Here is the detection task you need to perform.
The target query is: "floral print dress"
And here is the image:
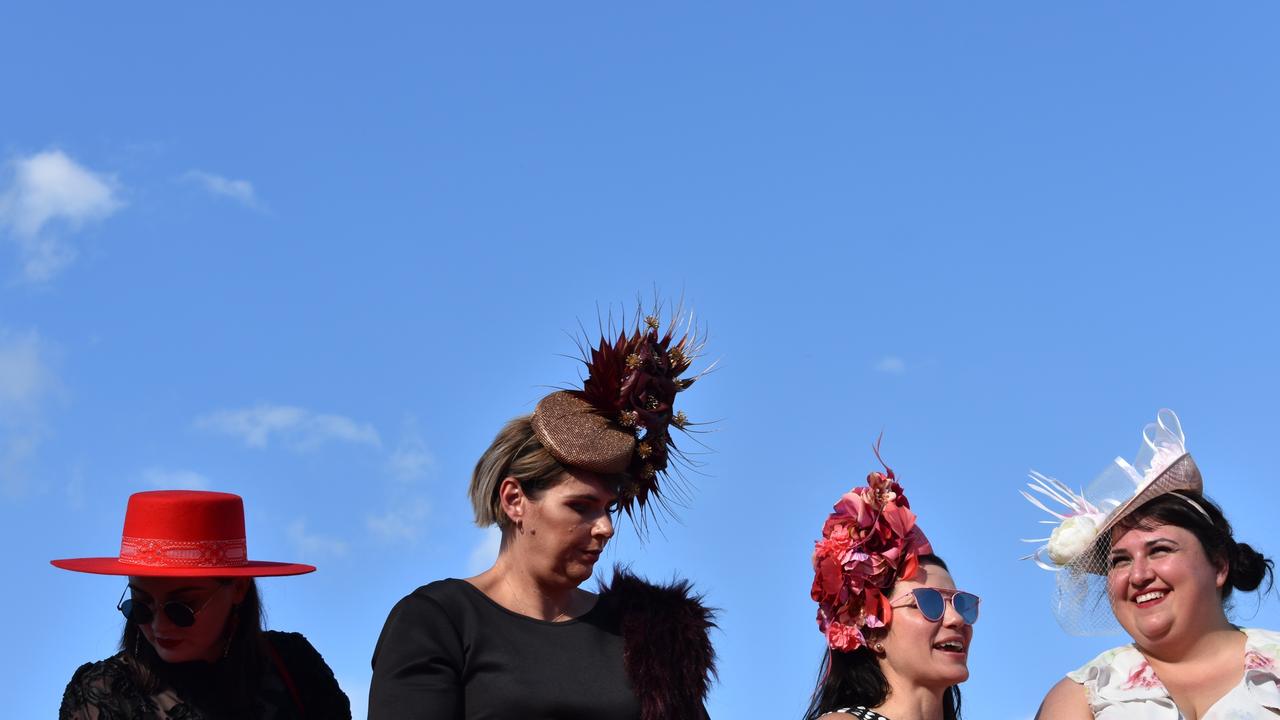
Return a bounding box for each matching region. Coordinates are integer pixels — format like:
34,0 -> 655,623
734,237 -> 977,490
1067,627 -> 1280,719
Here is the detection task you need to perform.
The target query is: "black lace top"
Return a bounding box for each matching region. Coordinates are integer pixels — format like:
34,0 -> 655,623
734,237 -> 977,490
59,631 -> 351,720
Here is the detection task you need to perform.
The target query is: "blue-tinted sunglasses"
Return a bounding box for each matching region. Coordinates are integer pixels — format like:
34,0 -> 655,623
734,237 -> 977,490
890,587 -> 981,624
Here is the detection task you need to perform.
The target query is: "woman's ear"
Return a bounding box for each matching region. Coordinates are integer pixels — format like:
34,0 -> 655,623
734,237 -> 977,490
498,476 -> 526,527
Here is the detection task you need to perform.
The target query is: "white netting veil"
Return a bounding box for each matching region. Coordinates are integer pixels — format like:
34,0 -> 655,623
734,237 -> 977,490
1021,409 -> 1203,636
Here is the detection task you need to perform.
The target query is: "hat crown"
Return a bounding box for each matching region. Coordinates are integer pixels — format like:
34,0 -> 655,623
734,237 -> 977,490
122,491 -> 247,542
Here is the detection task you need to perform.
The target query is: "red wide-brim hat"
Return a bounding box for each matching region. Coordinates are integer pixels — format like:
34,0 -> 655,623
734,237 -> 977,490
51,490 -> 315,577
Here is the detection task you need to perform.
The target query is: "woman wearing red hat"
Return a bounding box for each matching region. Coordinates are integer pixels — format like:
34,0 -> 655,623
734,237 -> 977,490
368,309 -> 717,720
54,490 -> 351,719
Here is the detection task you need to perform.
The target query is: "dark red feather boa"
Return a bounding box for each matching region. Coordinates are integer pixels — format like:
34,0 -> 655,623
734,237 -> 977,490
599,566 -> 718,720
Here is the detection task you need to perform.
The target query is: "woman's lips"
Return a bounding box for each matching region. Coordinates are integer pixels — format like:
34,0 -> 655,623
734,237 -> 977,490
154,637 -> 184,650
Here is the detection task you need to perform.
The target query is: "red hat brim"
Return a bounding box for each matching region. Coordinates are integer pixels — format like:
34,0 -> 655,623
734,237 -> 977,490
50,558 -> 315,577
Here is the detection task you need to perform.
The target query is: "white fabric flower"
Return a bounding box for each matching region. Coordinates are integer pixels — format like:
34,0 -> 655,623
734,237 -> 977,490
1048,513 -> 1106,565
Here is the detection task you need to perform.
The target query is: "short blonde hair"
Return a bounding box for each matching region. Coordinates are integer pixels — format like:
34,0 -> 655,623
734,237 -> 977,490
469,415 -> 568,528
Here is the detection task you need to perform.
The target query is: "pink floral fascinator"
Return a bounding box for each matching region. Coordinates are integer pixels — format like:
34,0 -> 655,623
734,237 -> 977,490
811,440 -> 933,652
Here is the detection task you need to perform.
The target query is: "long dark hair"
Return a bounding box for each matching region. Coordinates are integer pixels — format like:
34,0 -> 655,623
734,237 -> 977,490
120,578 -> 269,712
804,555 -> 963,720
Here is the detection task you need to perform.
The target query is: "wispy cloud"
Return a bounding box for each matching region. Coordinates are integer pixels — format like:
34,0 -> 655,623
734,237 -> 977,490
182,170 -> 260,209
874,355 -> 907,375
467,527 -> 501,573
195,403 -> 381,451
0,328 -> 60,497
140,466 -> 210,490
386,421 -> 433,482
0,150 -> 122,281
366,497 -> 429,543
287,518 -> 350,559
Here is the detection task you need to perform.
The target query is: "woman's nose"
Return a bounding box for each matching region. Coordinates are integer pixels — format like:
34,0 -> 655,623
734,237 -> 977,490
1129,555 -> 1156,585
594,512 -> 615,540
942,599 -> 966,628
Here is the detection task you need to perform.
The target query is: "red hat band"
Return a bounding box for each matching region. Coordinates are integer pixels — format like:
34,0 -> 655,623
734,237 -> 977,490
117,491 -> 249,570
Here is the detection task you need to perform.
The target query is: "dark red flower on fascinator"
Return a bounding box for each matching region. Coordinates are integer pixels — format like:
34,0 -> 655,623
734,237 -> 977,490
531,307 -> 707,520
811,443 -> 933,652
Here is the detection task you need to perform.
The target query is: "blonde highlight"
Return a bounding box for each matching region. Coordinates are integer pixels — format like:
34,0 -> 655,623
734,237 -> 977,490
469,415 -> 568,528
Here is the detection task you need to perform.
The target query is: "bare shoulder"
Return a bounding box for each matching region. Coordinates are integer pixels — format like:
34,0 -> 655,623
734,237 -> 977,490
1036,676 -> 1092,720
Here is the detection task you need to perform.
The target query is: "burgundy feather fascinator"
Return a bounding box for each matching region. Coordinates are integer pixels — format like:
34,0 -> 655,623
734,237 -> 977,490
532,306 -> 708,520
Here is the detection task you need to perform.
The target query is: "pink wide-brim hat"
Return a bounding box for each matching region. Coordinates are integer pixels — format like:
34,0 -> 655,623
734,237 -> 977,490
51,490 -> 315,577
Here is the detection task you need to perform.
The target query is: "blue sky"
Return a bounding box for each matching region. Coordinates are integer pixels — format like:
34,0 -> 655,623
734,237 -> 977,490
4,3 -> 1280,718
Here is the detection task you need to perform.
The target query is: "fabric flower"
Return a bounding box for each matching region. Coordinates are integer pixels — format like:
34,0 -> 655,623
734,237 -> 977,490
811,467 -> 933,651
1047,512 -> 1106,565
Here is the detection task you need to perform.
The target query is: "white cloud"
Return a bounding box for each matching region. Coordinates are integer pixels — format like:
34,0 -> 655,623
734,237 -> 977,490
0,328 -> 59,497
386,422 -> 433,482
182,170 -> 259,209
195,404 -> 381,451
0,150 -> 122,281
366,497 -> 429,543
467,527 -> 502,574
287,518 -> 349,559
0,329 -> 58,412
140,467 -> 210,490
874,355 -> 907,375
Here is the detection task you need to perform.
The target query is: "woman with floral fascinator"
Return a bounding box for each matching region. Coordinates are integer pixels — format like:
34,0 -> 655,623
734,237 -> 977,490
805,443 -> 979,720
1024,409 -> 1278,719
53,490 -> 351,719
369,307 -> 716,720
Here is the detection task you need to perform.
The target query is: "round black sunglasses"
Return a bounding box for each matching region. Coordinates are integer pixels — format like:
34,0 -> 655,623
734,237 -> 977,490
117,586 -> 217,628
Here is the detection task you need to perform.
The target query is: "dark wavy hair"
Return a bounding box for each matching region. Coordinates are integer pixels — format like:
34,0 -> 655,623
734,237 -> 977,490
804,555 -> 963,720
1116,491 -> 1274,602
119,578 -> 269,713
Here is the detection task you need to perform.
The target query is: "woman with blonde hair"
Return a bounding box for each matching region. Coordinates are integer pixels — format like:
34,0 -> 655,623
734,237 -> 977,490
369,309 -> 717,720
1025,410 -> 1278,719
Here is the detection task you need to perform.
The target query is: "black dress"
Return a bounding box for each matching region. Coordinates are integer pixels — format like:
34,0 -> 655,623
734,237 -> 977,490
369,579 -> 642,720
59,631 -> 351,720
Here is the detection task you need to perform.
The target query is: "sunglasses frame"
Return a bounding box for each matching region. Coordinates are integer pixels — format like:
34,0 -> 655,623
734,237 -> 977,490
116,586 -> 218,628
889,587 -> 981,624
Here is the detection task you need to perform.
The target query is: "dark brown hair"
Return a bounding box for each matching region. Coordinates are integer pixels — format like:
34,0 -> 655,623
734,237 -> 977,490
804,555 -> 963,720
1116,491 -> 1274,600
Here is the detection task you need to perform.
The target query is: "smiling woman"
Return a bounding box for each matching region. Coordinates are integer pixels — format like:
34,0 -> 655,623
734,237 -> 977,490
52,490 -> 350,720
368,307 -> 718,720
805,444 -> 976,720
1025,410 -> 1280,720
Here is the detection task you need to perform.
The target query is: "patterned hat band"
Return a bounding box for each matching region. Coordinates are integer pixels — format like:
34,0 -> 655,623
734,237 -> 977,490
119,535 -> 249,568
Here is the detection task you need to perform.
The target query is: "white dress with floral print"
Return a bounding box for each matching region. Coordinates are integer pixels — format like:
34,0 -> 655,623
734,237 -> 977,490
1067,627 -> 1280,719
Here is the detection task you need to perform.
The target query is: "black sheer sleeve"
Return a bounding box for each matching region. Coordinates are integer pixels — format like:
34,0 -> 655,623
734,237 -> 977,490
59,656 -> 146,720
368,588 -> 465,720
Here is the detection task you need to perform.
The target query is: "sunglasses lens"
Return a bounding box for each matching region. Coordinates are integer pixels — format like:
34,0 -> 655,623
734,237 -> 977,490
164,603 -> 197,628
913,589 -> 946,621
953,592 -> 980,624
119,599 -> 153,625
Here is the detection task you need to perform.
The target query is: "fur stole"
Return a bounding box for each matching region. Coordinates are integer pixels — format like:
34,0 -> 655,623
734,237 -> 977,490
598,566 -> 718,720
